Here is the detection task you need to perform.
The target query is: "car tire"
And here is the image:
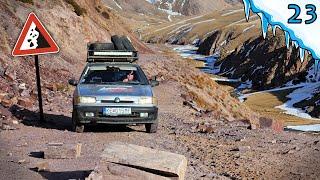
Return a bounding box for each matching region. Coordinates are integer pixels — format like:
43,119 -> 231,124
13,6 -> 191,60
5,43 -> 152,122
74,125 -> 85,133
89,43 -> 114,51
111,35 -> 125,50
121,36 -> 135,51
145,123 -> 158,133
72,111 -> 84,133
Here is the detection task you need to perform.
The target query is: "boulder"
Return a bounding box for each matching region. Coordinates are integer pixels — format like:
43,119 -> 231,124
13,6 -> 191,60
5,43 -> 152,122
18,83 -> 27,90
0,93 -> 8,103
98,142 -> 188,180
5,69 -> 16,81
45,83 -> 57,92
44,143 -> 82,159
195,124 -> 215,133
17,98 -> 33,108
87,162 -> 171,180
1,98 -> 13,108
258,117 -> 284,132
34,161 -> 49,172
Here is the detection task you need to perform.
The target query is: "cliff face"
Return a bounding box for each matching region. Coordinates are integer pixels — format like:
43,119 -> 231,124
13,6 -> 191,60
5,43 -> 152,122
196,26 -> 314,90
217,33 -> 313,90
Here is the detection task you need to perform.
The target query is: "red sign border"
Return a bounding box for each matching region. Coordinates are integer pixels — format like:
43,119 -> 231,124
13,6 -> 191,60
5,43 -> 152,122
12,12 -> 59,57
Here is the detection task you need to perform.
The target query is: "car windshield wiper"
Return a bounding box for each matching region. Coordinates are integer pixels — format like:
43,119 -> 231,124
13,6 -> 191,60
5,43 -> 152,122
126,81 -> 141,85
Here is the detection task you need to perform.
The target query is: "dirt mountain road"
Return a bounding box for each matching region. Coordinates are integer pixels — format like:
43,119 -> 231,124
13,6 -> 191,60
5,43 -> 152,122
1,46 -> 320,180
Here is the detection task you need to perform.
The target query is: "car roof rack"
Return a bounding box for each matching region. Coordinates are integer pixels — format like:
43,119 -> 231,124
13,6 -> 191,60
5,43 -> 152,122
87,43 -> 138,63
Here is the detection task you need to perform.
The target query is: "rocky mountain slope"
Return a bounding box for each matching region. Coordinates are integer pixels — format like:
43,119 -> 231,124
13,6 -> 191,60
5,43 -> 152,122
143,7 -> 254,44
142,5 -> 319,120
212,30 -> 314,89
145,0 -> 241,16
0,0 -> 262,129
143,5 -> 314,89
0,0 -> 151,114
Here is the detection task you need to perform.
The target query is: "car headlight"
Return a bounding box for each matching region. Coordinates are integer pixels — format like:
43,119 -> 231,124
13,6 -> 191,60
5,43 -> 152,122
75,97 -> 96,104
138,97 -> 157,105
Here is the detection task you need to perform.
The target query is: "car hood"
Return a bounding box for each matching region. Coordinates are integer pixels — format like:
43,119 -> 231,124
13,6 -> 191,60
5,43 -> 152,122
77,84 -> 153,97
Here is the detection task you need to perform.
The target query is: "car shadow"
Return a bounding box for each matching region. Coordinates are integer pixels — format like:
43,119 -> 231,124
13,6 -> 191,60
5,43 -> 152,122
9,105 -> 141,133
10,105 -> 73,131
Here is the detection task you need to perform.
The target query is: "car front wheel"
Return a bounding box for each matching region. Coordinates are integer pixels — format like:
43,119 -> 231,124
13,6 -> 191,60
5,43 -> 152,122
72,111 -> 84,133
145,123 -> 158,133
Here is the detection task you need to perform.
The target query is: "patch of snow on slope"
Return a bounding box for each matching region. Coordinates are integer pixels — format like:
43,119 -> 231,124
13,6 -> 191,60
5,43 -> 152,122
145,0 -> 160,4
243,24 -> 256,33
286,124 -> 320,132
276,82 -> 320,120
221,9 -> 243,17
193,19 -> 216,26
113,0 -> 122,9
158,8 -> 182,16
169,23 -> 191,34
238,80 -> 253,90
172,45 -> 220,74
154,15 -> 203,33
238,84 -> 306,103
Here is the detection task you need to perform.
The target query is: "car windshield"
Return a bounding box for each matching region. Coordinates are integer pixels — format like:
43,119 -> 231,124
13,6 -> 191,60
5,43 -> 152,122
80,65 -> 147,85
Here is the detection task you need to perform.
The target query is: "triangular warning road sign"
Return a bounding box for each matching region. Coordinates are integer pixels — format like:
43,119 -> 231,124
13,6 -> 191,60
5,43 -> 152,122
12,12 -> 59,57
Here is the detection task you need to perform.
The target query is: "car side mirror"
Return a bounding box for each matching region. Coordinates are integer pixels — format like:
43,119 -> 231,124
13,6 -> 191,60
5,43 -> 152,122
150,80 -> 159,87
68,79 -> 78,86
150,76 -> 159,87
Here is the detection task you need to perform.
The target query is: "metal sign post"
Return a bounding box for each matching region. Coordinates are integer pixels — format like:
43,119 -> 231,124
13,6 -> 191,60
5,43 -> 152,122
34,55 -> 44,122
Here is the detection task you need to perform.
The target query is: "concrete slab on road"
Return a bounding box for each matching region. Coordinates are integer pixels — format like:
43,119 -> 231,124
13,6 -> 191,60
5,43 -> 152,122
90,142 -> 188,180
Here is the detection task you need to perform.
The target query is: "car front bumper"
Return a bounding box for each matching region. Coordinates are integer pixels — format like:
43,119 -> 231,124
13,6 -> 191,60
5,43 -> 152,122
73,105 -> 158,124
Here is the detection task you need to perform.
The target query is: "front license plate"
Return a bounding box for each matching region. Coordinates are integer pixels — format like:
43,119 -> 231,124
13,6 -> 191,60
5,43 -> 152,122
103,108 -> 132,116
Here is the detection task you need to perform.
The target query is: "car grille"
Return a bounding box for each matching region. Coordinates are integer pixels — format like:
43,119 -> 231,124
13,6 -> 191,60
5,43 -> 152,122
98,112 -> 140,118
100,100 -> 134,104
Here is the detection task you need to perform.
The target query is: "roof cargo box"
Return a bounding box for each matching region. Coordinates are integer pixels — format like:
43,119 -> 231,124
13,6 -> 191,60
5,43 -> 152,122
87,42 -> 138,63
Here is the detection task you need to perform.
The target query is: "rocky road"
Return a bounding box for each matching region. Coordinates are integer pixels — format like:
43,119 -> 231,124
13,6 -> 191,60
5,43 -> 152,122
0,46 -> 320,180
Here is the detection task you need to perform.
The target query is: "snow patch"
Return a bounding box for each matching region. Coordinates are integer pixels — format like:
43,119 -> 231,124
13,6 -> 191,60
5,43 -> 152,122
113,0 -> 122,10
286,124 -> 320,132
238,84 -> 306,103
242,24 -> 256,33
221,9 -> 243,17
193,19 -> 215,26
172,45 -> 220,74
276,82 -> 320,120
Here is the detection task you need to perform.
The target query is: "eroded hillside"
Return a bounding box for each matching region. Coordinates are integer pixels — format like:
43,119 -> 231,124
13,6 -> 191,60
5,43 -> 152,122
0,0 -> 262,126
0,0 -> 151,94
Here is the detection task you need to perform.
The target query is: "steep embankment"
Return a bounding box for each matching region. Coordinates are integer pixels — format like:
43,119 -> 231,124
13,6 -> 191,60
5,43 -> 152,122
0,0 -> 262,128
0,0 -> 151,110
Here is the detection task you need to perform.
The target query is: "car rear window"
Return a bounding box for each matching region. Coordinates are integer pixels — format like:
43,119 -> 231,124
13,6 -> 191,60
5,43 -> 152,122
80,65 -> 148,85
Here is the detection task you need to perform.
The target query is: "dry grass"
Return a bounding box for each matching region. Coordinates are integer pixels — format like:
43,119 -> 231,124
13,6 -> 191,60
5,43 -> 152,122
244,90 -> 319,126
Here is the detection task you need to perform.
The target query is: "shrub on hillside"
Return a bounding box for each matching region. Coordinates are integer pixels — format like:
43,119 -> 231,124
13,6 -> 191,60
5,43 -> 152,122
65,0 -> 86,16
101,11 -> 110,19
17,0 -> 33,5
